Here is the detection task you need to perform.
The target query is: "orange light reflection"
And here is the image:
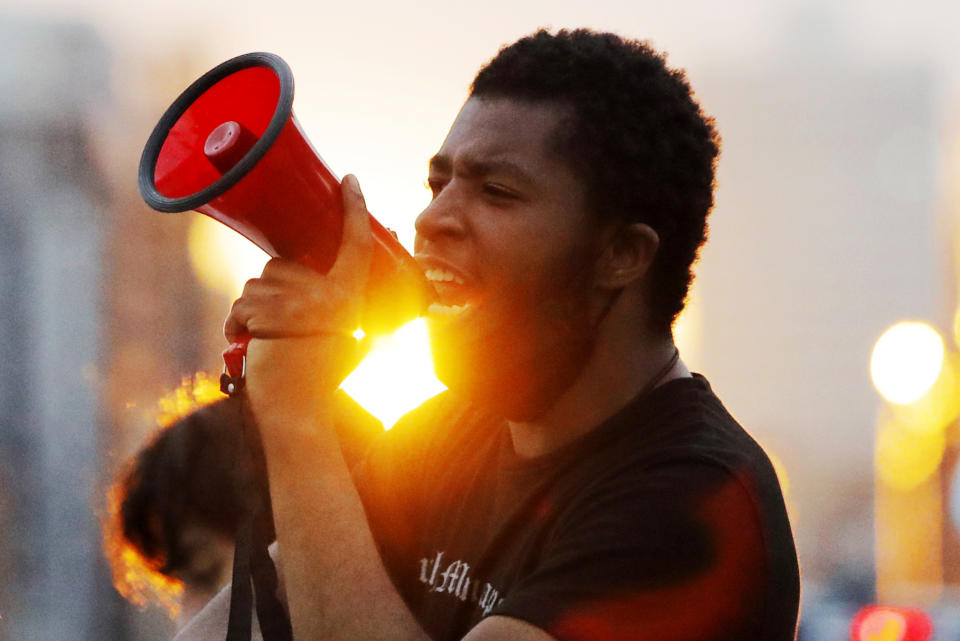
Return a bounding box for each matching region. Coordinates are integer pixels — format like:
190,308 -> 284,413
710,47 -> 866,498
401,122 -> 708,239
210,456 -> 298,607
103,372 -> 222,618
102,483 -> 185,619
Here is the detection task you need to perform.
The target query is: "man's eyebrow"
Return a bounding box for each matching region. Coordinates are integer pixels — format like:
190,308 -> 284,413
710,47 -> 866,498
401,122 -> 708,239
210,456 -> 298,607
428,153 -> 533,184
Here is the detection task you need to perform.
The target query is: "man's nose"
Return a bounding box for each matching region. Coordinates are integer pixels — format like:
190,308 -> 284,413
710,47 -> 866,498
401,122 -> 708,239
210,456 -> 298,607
414,187 -> 467,242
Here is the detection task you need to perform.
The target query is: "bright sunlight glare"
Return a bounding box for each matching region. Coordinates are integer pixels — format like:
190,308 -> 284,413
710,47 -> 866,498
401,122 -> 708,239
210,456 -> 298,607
870,321 -> 945,405
341,318 -> 446,429
187,214 -> 442,428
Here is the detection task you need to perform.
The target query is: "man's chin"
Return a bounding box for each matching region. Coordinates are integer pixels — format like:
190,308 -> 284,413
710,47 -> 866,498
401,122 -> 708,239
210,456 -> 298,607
430,333 -> 587,423
434,360 -> 548,421
430,328 -> 512,408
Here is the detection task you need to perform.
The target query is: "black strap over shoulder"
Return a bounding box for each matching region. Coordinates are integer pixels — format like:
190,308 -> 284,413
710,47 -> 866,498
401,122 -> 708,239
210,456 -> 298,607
225,521 -> 253,641
225,395 -> 293,641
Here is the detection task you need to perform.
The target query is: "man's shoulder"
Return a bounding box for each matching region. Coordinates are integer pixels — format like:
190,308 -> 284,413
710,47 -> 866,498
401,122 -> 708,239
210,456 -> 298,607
389,390 -> 471,441
394,390 -> 464,429
634,374 -> 771,466
580,374 -> 787,520
371,391 -> 500,461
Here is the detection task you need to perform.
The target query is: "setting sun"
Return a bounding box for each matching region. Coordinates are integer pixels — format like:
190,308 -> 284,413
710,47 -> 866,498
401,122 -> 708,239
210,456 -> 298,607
340,318 -> 446,429
185,215 -> 441,428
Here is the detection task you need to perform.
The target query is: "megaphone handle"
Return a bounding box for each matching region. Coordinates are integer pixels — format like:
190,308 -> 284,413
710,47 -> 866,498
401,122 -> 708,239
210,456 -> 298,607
221,334 -> 251,395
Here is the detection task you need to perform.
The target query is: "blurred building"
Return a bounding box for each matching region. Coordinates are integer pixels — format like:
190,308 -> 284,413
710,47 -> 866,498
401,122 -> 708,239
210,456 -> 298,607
0,14 -> 219,641
689,10 -> 949,632
0,15 -> 116,641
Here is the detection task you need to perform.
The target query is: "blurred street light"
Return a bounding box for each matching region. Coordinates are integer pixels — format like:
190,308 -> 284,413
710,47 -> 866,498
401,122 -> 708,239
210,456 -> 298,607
871,321 -> 945,405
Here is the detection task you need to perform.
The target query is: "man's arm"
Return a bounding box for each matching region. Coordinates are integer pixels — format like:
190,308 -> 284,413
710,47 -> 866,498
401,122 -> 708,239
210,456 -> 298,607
170,584 -> 554,641
224,176 -> 559,641
464,617 -> 556,641
223,175 -> 422,641
248,338 -> 429,641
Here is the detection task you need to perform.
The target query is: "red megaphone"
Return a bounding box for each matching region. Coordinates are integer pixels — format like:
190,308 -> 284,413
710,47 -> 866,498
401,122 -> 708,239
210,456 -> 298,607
138,52 -> 434,395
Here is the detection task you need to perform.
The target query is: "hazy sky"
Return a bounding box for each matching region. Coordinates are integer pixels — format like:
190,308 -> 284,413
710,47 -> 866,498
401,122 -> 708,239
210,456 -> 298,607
4,0 -> 959,247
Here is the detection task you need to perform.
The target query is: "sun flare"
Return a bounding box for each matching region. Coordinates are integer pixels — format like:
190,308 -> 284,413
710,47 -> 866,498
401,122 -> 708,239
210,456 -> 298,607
341,318 -> 446,429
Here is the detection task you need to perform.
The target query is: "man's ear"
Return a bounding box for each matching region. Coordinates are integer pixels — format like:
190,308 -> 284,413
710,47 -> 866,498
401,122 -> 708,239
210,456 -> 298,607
594,223 -> 660,290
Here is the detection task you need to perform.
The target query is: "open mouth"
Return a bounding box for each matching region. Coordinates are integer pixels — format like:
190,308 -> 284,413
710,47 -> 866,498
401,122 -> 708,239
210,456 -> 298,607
422,267 -> 476,320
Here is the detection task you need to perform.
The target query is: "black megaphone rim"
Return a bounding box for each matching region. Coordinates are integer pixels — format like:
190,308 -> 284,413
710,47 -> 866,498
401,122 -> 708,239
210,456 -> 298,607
138,51 -> 295,213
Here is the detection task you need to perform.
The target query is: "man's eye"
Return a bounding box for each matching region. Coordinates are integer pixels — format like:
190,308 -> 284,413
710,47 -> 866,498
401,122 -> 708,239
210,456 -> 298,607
483,184 -> 517,200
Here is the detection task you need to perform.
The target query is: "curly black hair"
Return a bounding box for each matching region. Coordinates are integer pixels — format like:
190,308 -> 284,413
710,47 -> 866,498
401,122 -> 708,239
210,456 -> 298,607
118,396 -> 263,584
471,29 -> 720,334
114,391 -> 382,589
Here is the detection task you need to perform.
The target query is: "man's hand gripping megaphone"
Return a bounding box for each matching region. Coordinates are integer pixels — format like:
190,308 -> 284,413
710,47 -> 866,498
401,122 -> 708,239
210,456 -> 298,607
223,174 -> 373,421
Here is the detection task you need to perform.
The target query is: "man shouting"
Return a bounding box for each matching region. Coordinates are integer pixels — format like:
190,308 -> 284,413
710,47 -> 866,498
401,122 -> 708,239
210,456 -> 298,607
178,28 -> 800,641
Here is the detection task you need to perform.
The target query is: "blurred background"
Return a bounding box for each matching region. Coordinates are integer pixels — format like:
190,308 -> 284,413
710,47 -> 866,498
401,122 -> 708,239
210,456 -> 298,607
1,0 -> 959,639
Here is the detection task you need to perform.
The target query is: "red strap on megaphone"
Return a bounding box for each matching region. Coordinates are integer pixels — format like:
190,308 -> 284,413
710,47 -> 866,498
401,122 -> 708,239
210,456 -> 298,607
221,335 -> 250,395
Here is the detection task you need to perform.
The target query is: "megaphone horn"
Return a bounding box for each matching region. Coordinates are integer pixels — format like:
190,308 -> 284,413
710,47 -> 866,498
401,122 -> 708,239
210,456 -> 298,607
138,52 -> 433,394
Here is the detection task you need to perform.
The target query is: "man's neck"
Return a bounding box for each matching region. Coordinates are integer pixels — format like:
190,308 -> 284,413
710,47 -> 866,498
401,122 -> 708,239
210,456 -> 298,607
506,312 -> 690,459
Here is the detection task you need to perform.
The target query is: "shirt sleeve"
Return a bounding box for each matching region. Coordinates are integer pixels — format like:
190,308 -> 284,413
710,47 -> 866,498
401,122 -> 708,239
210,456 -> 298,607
491,461 -> 771,641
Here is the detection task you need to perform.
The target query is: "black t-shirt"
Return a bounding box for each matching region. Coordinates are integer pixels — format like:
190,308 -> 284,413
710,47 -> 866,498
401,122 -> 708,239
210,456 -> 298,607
356,375 -> 800,641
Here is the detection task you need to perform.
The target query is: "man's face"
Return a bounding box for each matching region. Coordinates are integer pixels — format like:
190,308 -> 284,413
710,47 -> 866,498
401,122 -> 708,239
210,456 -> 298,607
414,97 -> 609,419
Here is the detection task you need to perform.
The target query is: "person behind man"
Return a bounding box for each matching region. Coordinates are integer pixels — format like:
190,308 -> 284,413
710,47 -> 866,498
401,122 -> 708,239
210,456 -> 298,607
105,396 -> 255,626
106,392 -> 381,628
177,28 -> 800,641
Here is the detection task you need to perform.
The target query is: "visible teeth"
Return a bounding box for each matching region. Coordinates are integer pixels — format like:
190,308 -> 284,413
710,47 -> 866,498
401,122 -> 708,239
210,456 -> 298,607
424,269 -> 464,285
427,302 -> 472,318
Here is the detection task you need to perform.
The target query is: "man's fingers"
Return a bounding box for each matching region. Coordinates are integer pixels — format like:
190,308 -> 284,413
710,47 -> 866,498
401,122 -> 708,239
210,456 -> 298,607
225,276 -> 283,340
224,176 -> 372,343
259,256 -> 317,285
329,174 -> 373,283
224,296 -> 250,342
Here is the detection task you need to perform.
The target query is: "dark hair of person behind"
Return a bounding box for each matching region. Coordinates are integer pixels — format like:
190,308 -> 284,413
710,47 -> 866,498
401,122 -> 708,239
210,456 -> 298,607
118,396 -> 270,584
105,386 -> 382,616
471,29 -> 721,334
